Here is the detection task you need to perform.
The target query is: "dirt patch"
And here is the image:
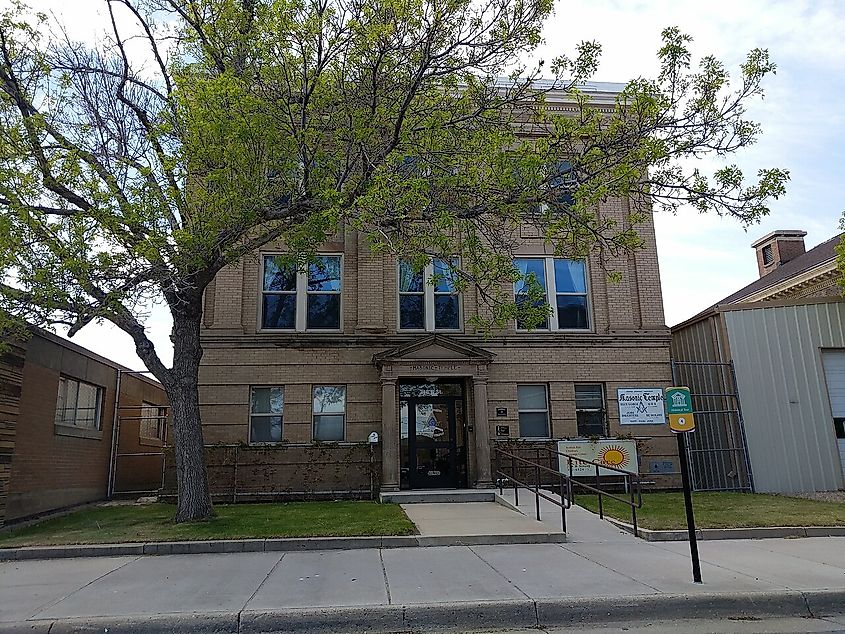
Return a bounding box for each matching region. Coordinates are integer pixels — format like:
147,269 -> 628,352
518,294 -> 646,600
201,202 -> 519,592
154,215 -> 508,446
778,491 -> 845,503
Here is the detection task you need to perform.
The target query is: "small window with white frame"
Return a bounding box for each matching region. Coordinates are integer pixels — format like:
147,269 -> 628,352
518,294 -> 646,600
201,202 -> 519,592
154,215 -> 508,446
398,258 -> 461,331
517,384 -> 550,437
261,254 -> 342,331
313,385 -> 346,441
55,377 -> 102,431
514,257 -> 589,331
250,386 -> 284,443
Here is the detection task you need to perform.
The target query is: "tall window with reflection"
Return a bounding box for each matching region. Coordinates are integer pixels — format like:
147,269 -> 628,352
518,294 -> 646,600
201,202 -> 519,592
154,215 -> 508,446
261,255 -> 342,331
306,257 -> 341,329
262,257 -> 297,329
550,159 -> 576,207
513,258 -> 549,330
398,258 -> 460,331
313,385 -> 346,441
513,257 -> 589,331
250,386 -> 283,444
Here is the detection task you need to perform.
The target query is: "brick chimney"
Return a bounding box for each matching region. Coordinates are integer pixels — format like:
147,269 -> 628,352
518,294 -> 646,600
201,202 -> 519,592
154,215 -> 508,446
751,230 -> 807,278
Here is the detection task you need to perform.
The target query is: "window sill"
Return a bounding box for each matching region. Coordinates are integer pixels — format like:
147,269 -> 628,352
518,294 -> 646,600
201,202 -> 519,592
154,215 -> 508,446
514,329 -> 593,334
397,329 -> 465,334
257,329 -> 344,334
54,425 -> 103,440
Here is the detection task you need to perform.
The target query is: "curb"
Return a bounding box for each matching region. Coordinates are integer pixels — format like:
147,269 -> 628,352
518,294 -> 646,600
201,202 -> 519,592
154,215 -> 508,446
4,590 -> 845,633
604,516 -> 845,541
0,531 -> 565,561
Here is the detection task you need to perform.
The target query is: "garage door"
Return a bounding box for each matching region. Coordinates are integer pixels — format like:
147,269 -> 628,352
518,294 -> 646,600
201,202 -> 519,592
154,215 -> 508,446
821,351 -> 845,479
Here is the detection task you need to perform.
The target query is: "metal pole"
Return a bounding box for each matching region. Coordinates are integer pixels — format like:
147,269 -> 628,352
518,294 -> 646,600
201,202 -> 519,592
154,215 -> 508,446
535,463 -> 541,521
512,453 -> 518,506
596,463 -> 603,519
677,432 -> 702,583
629,476 -> 638,538
559,474 -> 566,532
233,445 -> 239,504
729,361 -> 755,492
107,369 -> 123,498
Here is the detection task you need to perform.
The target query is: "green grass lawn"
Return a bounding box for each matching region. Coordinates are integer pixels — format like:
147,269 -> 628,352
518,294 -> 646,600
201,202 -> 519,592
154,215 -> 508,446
0,501 -> 417,547
576,492 -> 845,530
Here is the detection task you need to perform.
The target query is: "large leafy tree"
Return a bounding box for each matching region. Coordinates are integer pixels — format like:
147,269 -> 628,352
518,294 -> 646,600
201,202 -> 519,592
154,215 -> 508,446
0,0 -> 787,521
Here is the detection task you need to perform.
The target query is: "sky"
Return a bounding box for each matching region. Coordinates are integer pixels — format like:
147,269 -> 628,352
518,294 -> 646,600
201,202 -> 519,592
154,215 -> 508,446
15,0 -> 845,371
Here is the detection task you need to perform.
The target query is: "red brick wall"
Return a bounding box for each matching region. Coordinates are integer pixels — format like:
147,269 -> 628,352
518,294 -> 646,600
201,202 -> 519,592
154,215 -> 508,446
5,333 -> 168,521
0,343 -> 25,527
7,340 -> 116,520
113,375 -> 169,494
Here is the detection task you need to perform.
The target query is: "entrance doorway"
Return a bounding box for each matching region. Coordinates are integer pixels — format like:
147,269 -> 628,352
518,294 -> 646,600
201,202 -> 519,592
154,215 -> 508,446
399,380 -> 467,489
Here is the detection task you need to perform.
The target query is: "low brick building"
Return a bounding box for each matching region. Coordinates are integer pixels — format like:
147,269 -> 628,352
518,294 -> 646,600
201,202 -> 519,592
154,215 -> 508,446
0,328 -> 168,525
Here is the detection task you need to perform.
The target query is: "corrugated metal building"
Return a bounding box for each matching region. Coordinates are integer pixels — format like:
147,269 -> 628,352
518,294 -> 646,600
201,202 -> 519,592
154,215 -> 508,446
674,299 -> 845,492
671,230 -> 845,493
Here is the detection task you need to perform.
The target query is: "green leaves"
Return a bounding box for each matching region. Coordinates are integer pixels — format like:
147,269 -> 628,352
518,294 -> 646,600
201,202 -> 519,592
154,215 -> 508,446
0,1 -> 789,346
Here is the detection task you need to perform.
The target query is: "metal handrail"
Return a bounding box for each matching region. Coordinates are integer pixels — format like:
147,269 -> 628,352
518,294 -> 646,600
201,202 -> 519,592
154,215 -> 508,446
494,444 -> 644,537
494,447 -> 572,532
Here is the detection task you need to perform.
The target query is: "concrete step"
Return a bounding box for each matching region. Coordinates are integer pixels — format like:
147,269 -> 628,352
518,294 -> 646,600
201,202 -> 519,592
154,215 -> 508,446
379,489 -> 496,504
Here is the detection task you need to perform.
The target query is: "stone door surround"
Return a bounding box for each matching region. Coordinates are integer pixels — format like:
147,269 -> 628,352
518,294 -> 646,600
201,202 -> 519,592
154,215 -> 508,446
373,335 -> 495,491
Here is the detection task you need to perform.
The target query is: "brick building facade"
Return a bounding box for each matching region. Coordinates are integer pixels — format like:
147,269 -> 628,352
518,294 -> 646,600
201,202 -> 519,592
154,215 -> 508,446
197,197 -> 676,499
0,329 -> 168,525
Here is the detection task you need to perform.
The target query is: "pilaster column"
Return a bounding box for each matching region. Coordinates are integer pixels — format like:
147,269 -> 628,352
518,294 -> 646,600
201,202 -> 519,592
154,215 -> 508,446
472,377 -> 493,488
380,378 -> 399,491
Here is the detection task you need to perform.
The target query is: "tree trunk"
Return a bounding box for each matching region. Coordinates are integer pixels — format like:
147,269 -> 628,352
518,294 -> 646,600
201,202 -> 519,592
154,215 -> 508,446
167,309 -> 214,522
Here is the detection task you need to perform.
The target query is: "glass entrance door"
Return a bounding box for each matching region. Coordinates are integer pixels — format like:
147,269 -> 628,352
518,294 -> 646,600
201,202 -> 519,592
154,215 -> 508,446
399,381 -> 466,489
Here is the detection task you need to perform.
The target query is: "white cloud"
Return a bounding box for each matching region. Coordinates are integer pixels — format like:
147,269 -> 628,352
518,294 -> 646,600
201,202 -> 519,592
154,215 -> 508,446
539,0 -> 845,325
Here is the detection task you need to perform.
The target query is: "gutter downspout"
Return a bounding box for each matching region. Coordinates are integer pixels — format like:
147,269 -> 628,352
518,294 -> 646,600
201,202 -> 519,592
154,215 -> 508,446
107,369 -> 123,498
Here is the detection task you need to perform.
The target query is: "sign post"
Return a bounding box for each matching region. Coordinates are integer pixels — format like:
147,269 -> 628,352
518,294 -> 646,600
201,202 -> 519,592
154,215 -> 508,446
665,386 -> 702,584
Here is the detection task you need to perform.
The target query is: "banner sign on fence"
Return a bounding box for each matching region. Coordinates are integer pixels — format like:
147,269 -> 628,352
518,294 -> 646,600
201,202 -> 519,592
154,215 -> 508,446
617,388 -> 666,425
557,439 -> 639,476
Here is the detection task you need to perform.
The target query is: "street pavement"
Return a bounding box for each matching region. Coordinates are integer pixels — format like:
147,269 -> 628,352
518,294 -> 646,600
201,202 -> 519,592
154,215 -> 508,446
1,534 -> 844,632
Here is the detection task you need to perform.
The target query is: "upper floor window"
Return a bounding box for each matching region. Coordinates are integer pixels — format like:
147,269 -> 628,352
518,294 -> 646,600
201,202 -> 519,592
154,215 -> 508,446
761,244 -> 774,265
550,160 -> 576,207
55,377 -> 102,430
398,258 -> 461,331
513,257 -> 589,331
262,255 -> 342,331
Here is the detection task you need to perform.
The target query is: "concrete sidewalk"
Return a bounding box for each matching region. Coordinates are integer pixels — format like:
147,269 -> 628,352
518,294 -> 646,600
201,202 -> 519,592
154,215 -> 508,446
2,536 -> 844,632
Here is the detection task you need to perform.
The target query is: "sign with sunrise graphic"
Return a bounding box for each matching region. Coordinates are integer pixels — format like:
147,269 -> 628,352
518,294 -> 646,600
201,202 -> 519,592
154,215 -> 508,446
557,439 -> 639,476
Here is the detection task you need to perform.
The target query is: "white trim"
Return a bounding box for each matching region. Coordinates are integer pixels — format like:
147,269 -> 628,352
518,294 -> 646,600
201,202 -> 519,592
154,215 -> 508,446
737,258 -> 837,304
517,383 -> 551,438
312,384 -> 347,442
258,253 -> 344,333
514,256 -> 592,333
397,258 -> 463,333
